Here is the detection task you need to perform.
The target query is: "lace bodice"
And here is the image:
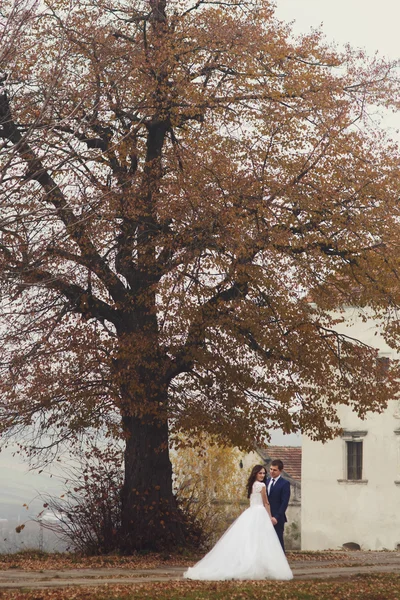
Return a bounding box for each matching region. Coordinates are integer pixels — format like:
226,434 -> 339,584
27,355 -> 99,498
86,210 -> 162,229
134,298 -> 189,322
250,481 -> 265,507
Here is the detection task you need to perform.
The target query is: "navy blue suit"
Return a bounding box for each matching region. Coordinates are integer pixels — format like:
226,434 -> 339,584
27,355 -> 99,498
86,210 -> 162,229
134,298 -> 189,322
265,476 -> 290,552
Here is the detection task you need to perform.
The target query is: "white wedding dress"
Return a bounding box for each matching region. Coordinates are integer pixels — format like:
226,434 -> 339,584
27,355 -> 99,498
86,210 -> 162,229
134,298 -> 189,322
184,481 -> 293,581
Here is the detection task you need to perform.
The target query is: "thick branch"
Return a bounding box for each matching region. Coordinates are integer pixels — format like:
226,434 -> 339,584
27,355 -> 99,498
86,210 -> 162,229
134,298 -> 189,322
0,91 -> 127,304
16,266 -> 119,325
166,279 -> 249,381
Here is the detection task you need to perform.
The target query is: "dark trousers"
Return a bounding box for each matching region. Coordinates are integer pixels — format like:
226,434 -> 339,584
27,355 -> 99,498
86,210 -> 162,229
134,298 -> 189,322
274,523 -> 285,553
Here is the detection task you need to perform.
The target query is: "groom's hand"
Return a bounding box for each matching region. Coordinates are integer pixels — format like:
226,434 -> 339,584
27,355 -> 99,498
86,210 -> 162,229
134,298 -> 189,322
271,517 -> 278,525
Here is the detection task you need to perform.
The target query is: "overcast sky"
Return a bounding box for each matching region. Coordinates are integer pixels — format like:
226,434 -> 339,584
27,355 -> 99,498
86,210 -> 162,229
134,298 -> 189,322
2,0 -> 399,503
275,0 -> 400,60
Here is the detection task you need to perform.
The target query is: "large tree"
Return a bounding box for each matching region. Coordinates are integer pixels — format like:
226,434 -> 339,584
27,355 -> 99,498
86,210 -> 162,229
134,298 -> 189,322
1,0 -> 400,550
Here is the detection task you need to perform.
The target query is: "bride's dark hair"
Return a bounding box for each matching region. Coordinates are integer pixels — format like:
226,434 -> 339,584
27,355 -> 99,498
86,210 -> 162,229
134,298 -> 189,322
246,464 -> 266,498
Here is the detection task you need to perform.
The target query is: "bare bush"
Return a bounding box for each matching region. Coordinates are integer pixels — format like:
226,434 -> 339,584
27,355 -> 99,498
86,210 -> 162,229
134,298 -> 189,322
40,446 -> 123,555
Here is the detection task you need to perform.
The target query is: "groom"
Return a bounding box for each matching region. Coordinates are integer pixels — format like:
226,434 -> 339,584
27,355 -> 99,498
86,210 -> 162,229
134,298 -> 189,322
265,459 -> 290,552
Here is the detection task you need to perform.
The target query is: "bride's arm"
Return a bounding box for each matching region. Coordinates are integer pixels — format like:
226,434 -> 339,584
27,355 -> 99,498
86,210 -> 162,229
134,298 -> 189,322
261,484 -> 272,518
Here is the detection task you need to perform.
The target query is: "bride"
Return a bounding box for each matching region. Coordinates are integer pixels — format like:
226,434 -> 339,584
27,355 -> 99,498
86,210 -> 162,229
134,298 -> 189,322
184,464 -> 293,581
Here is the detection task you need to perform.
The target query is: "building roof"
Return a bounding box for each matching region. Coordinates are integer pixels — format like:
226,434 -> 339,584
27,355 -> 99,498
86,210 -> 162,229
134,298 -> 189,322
256,445 -> 302,481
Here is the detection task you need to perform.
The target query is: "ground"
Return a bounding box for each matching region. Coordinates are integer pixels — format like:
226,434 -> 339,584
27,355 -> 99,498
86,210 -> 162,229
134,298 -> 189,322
0,551 -> 399,599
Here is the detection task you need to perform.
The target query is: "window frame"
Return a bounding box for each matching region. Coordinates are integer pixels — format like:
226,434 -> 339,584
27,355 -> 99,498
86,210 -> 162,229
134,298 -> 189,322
337,430 -> 368,485
346,440 -> 363,481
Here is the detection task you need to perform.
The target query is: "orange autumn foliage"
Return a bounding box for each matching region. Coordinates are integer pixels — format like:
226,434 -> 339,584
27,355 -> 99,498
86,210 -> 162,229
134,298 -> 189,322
172,435 -> 246,546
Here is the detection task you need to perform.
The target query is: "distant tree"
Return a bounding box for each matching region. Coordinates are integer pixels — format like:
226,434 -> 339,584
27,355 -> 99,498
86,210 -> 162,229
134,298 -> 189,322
172,436 -> 246,547
1,0 -> 400,551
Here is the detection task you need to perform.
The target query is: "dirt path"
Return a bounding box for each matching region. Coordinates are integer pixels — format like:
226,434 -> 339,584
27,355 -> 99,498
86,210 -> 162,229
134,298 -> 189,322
0,552 -> 399,589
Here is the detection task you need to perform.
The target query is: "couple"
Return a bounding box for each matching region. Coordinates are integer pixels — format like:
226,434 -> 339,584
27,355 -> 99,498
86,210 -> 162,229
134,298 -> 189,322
184,460 -> 293,581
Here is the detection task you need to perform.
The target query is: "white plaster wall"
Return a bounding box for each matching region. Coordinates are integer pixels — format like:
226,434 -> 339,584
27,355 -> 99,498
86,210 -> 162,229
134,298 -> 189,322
302,308 -> 400,550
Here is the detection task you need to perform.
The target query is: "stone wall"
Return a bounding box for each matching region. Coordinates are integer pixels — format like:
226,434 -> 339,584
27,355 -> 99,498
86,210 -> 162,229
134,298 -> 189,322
284,477 -> 301,550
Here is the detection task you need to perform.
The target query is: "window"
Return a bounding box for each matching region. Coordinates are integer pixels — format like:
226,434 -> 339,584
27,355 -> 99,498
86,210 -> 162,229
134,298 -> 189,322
339,431 -> 367,484
346,441 -> 363,480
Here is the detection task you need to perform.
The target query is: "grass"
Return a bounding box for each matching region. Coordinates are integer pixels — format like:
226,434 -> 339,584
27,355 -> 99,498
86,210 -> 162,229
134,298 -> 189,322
0,548 -> 357,571
0,550 -> 399,599
1,574 -> 400,600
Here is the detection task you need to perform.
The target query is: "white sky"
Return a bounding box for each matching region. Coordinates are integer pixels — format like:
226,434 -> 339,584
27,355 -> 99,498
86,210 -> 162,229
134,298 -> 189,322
275,0 -> 400,61
1,0 -> 398,497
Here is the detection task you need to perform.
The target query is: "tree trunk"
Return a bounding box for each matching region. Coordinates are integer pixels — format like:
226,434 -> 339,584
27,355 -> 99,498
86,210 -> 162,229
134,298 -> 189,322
120,407 -> 184,552
116,319 -> 184,551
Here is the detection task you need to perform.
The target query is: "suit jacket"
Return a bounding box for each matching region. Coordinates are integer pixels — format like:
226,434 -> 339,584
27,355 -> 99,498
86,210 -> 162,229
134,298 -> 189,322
265,476 -> 290,526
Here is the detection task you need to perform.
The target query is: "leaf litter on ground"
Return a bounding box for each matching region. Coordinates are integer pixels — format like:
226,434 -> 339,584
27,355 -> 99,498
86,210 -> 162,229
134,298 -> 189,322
0,550 -> 362,571
0,574 -> 400,600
